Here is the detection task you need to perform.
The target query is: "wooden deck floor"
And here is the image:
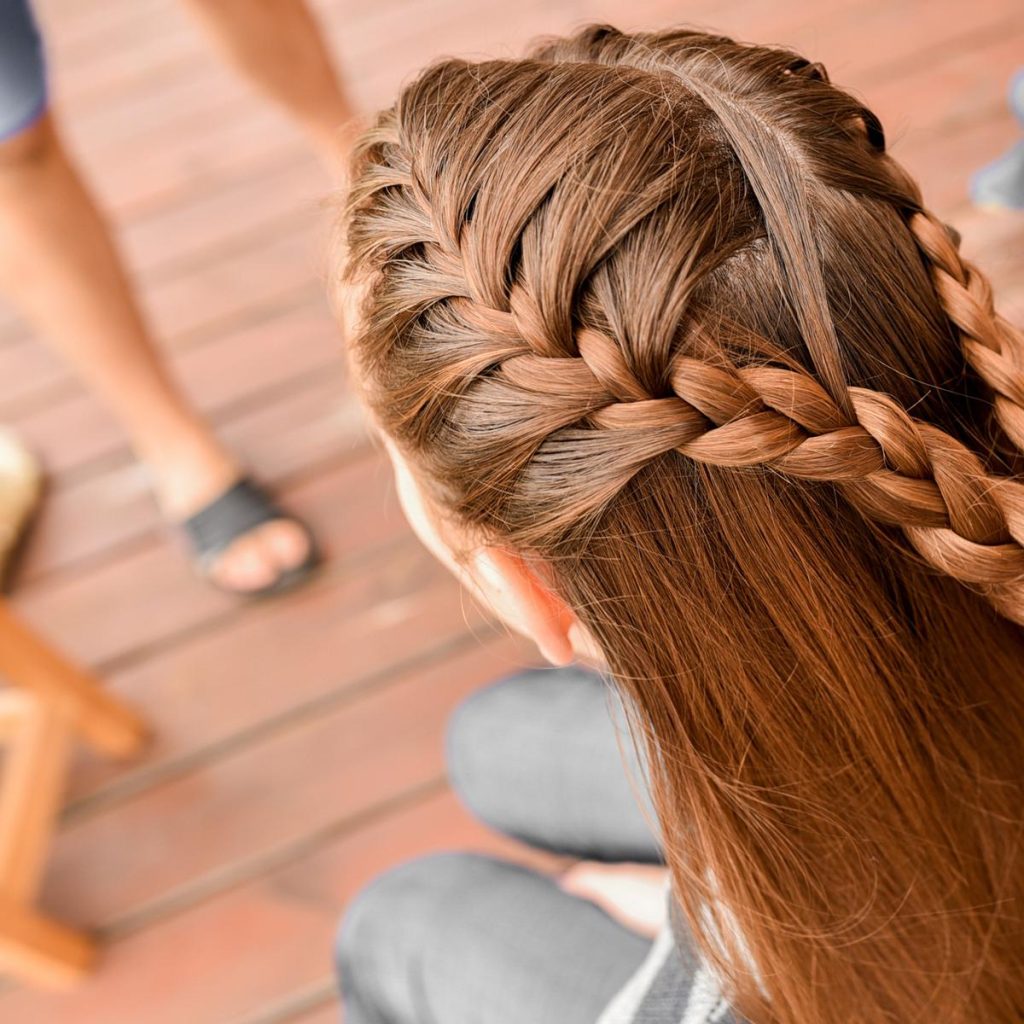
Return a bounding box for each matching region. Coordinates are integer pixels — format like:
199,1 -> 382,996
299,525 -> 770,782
1,0 -> 1022,1020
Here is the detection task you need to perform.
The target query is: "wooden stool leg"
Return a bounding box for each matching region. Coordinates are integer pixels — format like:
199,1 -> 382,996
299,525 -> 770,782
0,894 -> 96,988
0,604 -> 152,988
0,599 -> 148,759
0,694 -> 95,988
0,693 -> 73,902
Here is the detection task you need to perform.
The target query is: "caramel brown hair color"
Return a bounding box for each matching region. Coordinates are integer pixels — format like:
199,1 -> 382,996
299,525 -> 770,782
338,26 -> 1024,1023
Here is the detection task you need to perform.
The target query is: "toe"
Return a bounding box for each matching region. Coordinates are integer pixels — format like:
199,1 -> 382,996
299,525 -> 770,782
255,518 -> 312,572
209,534 -> 279,593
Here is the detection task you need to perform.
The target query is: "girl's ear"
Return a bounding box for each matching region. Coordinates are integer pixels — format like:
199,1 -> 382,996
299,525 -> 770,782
470,548 -> 583,666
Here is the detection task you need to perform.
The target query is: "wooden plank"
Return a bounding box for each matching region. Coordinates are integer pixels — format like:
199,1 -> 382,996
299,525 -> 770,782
41,634 -> 538,928
11,450 -> 406,668
0,204 -> 322,353
0,786 -> 560,1023
996,279 -> 1024,327
864,32 -> 1023,138
63,541 -> 495,806
8,303 -> 343,477
44,6 -> 225,121
954,208 -> 1024,284
0,246 -> 324,426
83,105 -> 310,222
764,0 -> 1021,81
40,0 -> 400,107
40,0 -> 613,220
289,1003 -> 339,1024
899,112 -> 1022,215
0,344 -> 66,419
17,373 -> 365,583
117,155 -> 328,281
141,217 -> 323,346
40,0 -> 179,64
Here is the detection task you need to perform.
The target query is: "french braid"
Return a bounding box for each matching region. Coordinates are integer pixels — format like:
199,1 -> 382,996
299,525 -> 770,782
341,27 -> 1024,1023
347,37 -> 1024,623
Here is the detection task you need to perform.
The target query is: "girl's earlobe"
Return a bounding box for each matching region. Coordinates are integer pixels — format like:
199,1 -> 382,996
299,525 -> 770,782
567,620 -> 606,669
471,548 -> 576,666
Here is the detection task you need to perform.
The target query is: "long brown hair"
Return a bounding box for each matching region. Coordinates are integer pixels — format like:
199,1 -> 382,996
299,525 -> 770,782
338,26 -> 1024,1023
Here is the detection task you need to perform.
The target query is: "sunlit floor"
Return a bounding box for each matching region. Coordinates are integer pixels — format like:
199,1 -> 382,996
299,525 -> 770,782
1,0 -> 1021,1020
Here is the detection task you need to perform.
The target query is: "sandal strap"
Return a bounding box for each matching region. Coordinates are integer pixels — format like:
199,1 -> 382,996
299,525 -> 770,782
182,477 -> 294,568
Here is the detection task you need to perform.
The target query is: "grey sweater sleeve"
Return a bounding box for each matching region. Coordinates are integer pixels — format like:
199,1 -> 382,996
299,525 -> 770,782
595,892 -> 739,1024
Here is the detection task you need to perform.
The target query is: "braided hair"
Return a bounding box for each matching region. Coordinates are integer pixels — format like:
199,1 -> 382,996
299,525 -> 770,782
340,26 -> 1024,1024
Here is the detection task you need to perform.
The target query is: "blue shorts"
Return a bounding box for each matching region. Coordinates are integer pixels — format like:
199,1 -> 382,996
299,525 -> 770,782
0,0 -> 47,141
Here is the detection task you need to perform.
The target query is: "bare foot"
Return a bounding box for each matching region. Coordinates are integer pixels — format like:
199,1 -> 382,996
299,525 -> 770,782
559,862 -> 671,939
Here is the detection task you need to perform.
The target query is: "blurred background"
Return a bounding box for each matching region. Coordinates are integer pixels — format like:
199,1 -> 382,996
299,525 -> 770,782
0,0 -> 1021,1021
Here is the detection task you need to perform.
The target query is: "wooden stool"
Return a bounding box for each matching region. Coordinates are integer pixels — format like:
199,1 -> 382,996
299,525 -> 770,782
0,599 -> 149,987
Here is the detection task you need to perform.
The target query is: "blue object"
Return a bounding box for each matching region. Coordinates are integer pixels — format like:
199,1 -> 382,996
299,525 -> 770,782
971,68 -> 1024,211
0,0 -> 47,141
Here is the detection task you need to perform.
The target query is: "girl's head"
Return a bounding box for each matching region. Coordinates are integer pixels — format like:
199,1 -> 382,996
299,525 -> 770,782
337,26 -> 1024,1023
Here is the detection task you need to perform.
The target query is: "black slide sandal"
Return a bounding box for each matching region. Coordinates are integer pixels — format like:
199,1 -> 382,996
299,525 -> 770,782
182,477 -> 320,597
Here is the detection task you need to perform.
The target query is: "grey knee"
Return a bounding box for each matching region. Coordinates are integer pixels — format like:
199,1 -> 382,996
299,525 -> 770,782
445,674 -> 529,827
335,852 -> 493,1016
446,668 -> 606,832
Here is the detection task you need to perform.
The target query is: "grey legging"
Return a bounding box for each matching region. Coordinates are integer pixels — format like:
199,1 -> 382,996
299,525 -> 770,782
335,665 -> 663,1023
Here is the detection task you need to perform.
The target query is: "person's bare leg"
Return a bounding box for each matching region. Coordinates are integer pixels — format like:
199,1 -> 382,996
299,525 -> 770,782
0,115 -> 310,592
182,0 -> 360,174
